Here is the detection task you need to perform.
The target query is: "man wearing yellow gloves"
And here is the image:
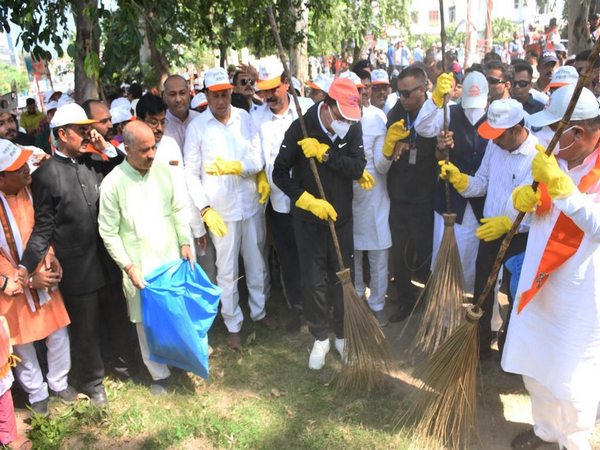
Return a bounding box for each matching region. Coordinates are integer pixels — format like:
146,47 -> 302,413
439,98 -> 537,358
272,78 -> 365,370
502,85 -> 600,450
250,58 -> 311,334
183,67 -> 276,351
377,66 -> 438,323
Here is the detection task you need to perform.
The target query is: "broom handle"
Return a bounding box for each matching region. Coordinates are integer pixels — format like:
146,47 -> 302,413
439,0 -> 452,214
473,36 -> 600,311
266,6 -> 346,270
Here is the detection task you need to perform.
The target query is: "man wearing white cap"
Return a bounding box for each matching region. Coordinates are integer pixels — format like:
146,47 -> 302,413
370,69 -> 391,111
306,73 -> 332,104
251,58 -> 311,334
184,67 -> 275,351
546,65 -> 579,95
190,93 -> 208,113
273,77 -> 366,370
17,103 -> 125,407
289,76 -> 314,111
503,84 -> 600,450
439,98 -> 538,358
163,75 -> 200,151
109,105 -> 133,148
34,100 -> 58,154
415,70 -> 491,295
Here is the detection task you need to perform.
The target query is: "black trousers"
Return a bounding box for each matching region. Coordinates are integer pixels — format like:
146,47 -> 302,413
293,217 -> 354,341
389,201 -> 434,306
473,232 -> 529,350
62,290 -> 105,395
269,204 -> 303,315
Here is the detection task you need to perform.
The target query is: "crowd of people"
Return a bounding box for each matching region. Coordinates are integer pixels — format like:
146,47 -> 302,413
0,27 -> 599,449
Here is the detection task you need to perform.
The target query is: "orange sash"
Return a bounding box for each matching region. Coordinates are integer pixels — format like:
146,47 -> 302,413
84,143 -> 109,161
518,152 -> 600,313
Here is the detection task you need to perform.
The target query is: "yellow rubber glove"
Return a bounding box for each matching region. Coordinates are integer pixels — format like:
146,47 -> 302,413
531,144 -> 576,199
257,171 -> 270,204
512,185 -> 542,212
205,158 -> 242,176
295,191 -> 337,221
297,138 -> 329,162
476,216 -> 513,242
438,160 -> 469,192
432,73 -> 454,108
382,120 -> 411,157
358,170 -> 376,190
202,208 -> 228,237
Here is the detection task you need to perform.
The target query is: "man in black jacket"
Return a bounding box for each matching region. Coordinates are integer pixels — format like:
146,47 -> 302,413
17,103 -> 124,407
273,78 -> 367,371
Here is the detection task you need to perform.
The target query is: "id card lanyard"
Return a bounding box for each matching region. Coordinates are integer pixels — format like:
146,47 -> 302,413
406,114 -> 418,165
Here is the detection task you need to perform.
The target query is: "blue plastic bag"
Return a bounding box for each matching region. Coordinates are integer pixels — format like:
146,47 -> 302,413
505,252 -> 525,301
141,259 -> 221,379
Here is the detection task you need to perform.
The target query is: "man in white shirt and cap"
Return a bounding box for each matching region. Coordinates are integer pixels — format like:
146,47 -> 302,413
370,69 -> 391,111
184,67 -> 277,351
163,75 -> 200,151
306,73 -> 332,104
190,93 -> 208,114
504,85 -> 600,450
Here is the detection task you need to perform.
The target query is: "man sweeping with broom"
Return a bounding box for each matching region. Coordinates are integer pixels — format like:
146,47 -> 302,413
503,84 -> 600,450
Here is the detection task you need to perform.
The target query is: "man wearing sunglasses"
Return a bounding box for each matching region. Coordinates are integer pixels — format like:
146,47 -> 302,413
511,63 -> 545,115
233,66 -> 263,113
163,75 -> 200,151
485,60 -> 514,102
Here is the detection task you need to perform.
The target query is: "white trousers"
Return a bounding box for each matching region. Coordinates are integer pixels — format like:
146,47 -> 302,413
212,212 -> 267,333
431,204 -> 479,295
354,249 -> 388,312
524,375 -> 599,450
13,327 -> 70,404
136,323 -> 170,381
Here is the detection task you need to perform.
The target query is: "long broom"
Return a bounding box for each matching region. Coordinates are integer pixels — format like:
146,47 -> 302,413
266,7 -> 393,394
402,0 -> 467,358
399,37 -> 600,449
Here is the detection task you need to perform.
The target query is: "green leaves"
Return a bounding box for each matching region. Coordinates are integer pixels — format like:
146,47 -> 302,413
84,51 -> 100,80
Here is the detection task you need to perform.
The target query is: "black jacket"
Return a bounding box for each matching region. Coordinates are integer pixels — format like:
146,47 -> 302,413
273,102 -> 366,226
21,151 -> 124,296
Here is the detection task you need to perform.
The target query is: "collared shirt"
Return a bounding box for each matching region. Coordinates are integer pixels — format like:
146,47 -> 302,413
183,106 -> 262,222
19,111 -> 45,133
164,109 -> 201,151
462,130 -> 538,229
316,103 -> 337,141
522,94 -> 545,116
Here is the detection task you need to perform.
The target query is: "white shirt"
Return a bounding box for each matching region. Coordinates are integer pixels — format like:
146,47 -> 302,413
183,106 -> 262,222
164,109 -> 201,151
414,97 -> 480,138
462,130 -> 538,230
250,94 -> 307,213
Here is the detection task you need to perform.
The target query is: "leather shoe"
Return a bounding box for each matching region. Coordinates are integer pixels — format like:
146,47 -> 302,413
389,303 -> 414,323
227,332 -> 243,350
87,387 -> 109,408
511,429 -> 546,450
257,315 -> 279,331
50,385 -> 79,404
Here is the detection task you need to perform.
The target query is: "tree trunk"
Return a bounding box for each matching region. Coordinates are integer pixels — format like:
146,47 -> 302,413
219,43 -> 227,68
290,1 -> 309,84
144,17 -> 170,92
569,0 -> 592,55
139,17 -> 150,80
73,0 -> 99,102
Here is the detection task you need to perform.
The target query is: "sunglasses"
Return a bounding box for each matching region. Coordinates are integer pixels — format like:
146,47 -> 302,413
398,85 -> 425,98
240,78 -> 255,86
513,80 -> 531,88
487,77 -> 507,85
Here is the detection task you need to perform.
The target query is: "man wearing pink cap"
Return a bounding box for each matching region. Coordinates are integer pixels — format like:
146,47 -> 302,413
273,77 -> 366,370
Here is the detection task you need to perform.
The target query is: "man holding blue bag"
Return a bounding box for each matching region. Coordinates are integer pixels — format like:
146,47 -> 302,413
98,120 -> 195,396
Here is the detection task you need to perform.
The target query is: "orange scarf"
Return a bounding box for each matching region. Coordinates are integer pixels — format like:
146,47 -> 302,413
518,152 -> 600,313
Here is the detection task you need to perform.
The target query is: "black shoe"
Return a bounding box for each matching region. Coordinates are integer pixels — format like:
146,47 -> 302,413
511,429 -> 546,450
389,303 -> 414,323
151,377 -> 168,397
284,314 -> 304,335
50,385 -> 79,404
86,387 -> 109,408
30,397 -> 49,416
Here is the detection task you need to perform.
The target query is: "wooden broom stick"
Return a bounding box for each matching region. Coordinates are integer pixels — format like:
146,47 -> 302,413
439,0 -> 452,214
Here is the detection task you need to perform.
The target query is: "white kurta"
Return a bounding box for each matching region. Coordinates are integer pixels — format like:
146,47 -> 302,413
502,149 -> 600,403
353,105 -> 392,251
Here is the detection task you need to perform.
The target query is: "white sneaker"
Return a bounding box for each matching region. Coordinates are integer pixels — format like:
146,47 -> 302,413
308,339 -> 330,370
335,338 -> 348,364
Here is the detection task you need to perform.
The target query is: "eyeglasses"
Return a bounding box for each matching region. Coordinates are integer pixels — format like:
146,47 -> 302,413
398,85 -> 425,98
487,77 -> 507,85
145,118 -> 168,129
514,80 -> 531,88
372,84 -> 389,92
240,78 -> 255,86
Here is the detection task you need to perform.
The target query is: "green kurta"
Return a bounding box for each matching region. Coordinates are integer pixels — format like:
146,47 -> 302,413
98,160 -> 191,322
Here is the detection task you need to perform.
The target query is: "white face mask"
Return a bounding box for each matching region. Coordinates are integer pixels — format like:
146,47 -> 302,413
463,107 -> 486,126
328,107 -> 351,139
553,126 -> 577,155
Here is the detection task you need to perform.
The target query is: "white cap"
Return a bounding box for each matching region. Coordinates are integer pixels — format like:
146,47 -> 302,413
191,92 -> 208,109
478,99 -> 525,139
0,139 -> 33,172
110,106 -> 132,125
256,58 -> 284,90
528,85 -> 600,127
180,73 -> 190,81
111,97 -> 131,111
56,93 -> 75,108
339,71 -> 365,88
548,66 -> 579,89
461,71 -> 489,109
45,101 -> 58,112
193,79 -> 202,88
305,73 -> 332,94
371,69 -> 390,85
204,67 -> 233,92
291,77 -> 302,94
50,103 -> 97,129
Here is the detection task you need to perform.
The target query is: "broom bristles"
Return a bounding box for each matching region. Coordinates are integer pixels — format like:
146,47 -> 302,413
335,269 -> 394,395
399,305 -> 482,449
403,214 -> 468,358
